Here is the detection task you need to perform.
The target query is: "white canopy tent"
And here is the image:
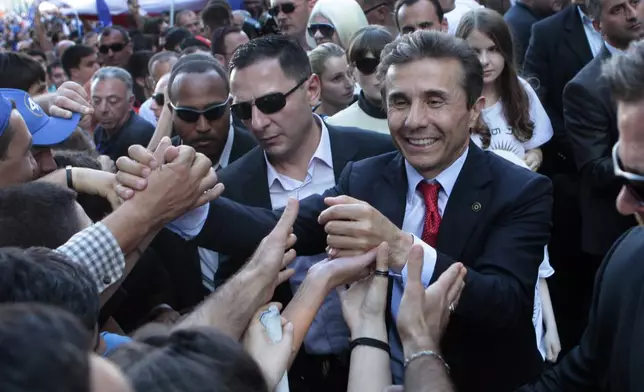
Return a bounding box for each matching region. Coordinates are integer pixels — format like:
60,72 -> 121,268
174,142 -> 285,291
50,0 -> 207,15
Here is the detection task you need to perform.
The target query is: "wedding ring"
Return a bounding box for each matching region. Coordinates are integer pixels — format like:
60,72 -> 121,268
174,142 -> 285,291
448,303 -> 455,313
374,269 -> 389,277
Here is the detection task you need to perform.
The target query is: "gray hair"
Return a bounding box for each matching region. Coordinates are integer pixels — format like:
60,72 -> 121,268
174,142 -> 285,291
585,0 -> 602,21
308,43 -> 346,76
603,40 -> 644,102
148,51 -> 180,75
90,67 -> 134,96
377,30 -> 483,109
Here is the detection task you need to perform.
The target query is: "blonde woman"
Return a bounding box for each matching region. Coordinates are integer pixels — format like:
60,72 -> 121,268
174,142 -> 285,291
306,0 -> 369,49
308,43 -> 355,118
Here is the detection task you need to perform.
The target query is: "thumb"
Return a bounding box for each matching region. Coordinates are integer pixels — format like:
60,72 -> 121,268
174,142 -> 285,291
406,244 -> 424,287
324,195 -> 363,206
273,198 -> 299,236
153,136 -> 173,165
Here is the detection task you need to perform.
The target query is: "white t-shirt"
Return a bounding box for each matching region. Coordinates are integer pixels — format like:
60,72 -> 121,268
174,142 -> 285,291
472,77 -> 553,159
445,0 -> 485,35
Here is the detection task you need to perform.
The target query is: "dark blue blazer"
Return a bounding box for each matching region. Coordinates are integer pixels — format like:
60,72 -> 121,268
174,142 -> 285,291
504,2 -> 540,67
197,141 -> 553,392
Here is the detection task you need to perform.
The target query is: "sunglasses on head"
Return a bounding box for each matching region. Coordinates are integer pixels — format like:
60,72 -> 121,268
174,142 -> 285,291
169,98 -> 230,123
355,56 -> 380,75
612,142 -> 644,202
152,93 -> 164,106
308,23 -> 335,38
231,78 -> 308,121
99,42 -> 126,54
268,2 -> 296,17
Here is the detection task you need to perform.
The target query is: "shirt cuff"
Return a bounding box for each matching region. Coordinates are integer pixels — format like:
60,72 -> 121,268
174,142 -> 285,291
166,203 -> 209,240
401,234 -> 437,288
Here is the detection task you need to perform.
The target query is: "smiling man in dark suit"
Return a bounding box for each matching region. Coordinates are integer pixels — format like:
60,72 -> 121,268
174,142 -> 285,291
117,31 -> 552,392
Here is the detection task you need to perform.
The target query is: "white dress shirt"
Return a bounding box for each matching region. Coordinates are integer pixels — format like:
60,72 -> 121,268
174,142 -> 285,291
138,97 -> 157,126
578,7 -> 604,58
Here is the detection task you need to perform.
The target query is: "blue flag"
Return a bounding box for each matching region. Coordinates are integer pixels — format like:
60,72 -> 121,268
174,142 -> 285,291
96,0 -> 112,27
27,4 -> 37,26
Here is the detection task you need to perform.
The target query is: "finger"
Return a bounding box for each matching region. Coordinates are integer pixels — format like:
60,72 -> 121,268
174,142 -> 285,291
272,198 -> 299,238
192,154 -> 215,181
282,248 -> 297,268
383,386 -> 405,392
323,220 -> 361,236
153,136 -> 173,164
48,105 -> 73,119
115,171 -> 149,191
432,263 -> 465,303
375,242 -> 389,272
406,244 -> 424,288
329,249 -> 367,259
281,321 -> 294,350
285,233 -> 297,250
59,81 -> 90,100
326,234 -> 370,251
194,183 -> 225,207
445,264 -> 466,306
170,145 -> 197,165
115,184 -> 134,200
323,195 -> 365,207
125,145 -> 158,169
196,169 -> 218,194
318,204 -> 367,225
277,268 -> 295,285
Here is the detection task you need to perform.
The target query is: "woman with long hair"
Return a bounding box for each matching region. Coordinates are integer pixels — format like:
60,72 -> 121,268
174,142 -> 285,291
308,43 -> 355,118
456,8 -> 552,171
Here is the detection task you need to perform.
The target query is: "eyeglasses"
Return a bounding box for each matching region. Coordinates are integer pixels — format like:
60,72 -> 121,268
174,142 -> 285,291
152,93 -> 164,106
363,1 -> 389,14
612,142 -> 644,202
169,98 -> 230,123
355,57 -> 380,75
231,78 -> 308,121
268,2 -> 296,17
99,42 -> 126,54
308,23 -> 335,38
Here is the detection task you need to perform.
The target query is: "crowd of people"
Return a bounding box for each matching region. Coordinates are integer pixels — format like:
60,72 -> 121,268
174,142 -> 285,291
0,0 -> 643,390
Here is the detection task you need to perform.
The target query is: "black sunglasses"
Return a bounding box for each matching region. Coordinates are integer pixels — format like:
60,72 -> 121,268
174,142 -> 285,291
612,142 -> 644,202
169,98 -> 230,123
99,42 -> 126,54
308,23 -> 335,38
355,57 -> 380,75
268,2 -> 296,17
152,93 -> 164,106
231,78 -> 307,121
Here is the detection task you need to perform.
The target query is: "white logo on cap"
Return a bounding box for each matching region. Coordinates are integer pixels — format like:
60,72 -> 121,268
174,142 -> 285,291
25,96 -> 44,117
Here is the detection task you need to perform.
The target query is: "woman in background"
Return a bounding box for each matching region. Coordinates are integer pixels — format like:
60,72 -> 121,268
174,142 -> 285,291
456,8 -> 552,171
306,0 -> 369,50
308,43 -> 355,118
326,26 -> 393,134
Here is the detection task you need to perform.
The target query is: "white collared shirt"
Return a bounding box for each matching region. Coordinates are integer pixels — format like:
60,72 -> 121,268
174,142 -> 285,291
604,41 -> 626,56
578,7 -> 604,58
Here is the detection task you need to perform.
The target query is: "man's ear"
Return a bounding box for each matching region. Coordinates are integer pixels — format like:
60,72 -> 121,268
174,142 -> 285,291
468,95 -> 485,129
441,18 -> 449,33
135,76 -> 146,88
306,73 -> 321,107
592,18 -> 601,33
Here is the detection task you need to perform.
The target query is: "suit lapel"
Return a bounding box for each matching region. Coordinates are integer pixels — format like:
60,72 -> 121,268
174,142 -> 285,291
564,5 -> 594,66
376,153 -> 408,228
436,144 -> 492,260
328,124 -> 360,181
238,148 -> 273,208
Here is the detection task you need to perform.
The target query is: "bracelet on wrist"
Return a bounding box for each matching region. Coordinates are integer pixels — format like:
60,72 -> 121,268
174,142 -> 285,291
404,350 -> 450,373
349,337 -> 390,354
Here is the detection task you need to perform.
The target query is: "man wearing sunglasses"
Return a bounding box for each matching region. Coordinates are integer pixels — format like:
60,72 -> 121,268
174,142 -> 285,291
269,0 -> 314,50
97,26 -> 133,69
138,51 -> 179,126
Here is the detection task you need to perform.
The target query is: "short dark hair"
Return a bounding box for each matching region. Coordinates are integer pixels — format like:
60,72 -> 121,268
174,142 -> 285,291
168,53 -> 230,102
0,247 -> 99,331
99,25 -> 131,43
201,0 -> 233,31
144,17 -> 165,35
229,35 -> 311,82
211,26 -> 242,56
110,327 -> 268,392
0,52 -> 47,91
0,182 -> 83,248
603,39 -> 644,102
0,100 -> 17,160
54,150 -> 113,222
164,27 -> 193,51
378,30 -> 482,109
61,44 -> 96,78
394,0 -> 445,29
0,303 -> 91,392
180,37 -> 211,52
27,49 -> 47,63
129,50 -> 154,80
347,25 -> 394,64
148,51 -> 180,75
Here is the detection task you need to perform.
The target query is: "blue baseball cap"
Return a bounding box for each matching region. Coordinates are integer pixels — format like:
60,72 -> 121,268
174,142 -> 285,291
0,89 -> 81,146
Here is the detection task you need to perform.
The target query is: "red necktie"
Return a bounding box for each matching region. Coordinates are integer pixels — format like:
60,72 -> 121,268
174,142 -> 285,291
418,182 -> 442,247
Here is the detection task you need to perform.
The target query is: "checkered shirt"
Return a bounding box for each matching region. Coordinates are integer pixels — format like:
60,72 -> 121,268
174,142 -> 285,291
57,222 -> 125,293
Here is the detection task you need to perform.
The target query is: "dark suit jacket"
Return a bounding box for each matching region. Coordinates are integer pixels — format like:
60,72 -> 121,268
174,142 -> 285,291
563,47 -> 635,256
504,2 -> 541,68
197,142 -> 553,392
94,111 -> 156,161
517,227 -> 644,391
152,125 -> 257,311
523,4 -> 594,176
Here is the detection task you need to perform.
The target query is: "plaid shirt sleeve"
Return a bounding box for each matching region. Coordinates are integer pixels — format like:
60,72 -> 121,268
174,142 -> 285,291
56,222 -> 125,293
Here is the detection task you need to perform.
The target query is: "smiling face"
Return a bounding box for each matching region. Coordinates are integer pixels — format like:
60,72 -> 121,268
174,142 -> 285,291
465,29 -> 505,86
385,57 -> 483,178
